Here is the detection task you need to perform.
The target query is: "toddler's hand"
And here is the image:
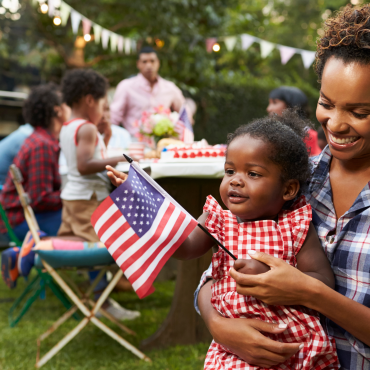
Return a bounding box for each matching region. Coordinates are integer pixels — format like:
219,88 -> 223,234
233,258 -> 270,275
106,165 -> 128,187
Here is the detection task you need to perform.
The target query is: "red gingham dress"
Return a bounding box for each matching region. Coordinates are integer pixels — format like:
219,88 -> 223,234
203,195 -> 339,370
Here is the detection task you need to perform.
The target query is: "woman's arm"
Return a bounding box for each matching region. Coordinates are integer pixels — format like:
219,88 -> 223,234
229,252 -> 370,347
296,223 -> 335,288
198,280 -> 302,368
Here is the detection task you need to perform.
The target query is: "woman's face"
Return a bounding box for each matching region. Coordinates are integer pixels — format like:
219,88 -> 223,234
267,98 -> 288,117
317,57 -> 370,162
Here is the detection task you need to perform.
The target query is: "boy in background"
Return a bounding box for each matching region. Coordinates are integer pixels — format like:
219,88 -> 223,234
58,69 -> 139,320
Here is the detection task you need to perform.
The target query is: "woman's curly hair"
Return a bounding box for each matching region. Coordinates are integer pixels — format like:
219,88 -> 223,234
227,109 -> 312,196
315,4 -> 370,80
22,83 -> 62,128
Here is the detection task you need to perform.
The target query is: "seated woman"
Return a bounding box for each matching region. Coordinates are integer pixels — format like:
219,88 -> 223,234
0,83 -> 70,241
196,5 -> 370,369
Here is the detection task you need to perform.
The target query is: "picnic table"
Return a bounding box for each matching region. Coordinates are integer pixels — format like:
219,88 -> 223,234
116,161 -> 224,349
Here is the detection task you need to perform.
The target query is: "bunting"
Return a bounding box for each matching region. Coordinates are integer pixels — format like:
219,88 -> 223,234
40,0 -> 136,54
40,1 -> 317,68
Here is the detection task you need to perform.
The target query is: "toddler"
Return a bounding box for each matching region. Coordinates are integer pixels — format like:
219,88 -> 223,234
174,110 -> 339,369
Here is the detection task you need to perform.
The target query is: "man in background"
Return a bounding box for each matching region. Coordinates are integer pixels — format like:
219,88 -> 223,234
110,46 -> 185,136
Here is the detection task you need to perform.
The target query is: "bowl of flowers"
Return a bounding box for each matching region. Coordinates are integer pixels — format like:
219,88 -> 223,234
134,106 -> 180,148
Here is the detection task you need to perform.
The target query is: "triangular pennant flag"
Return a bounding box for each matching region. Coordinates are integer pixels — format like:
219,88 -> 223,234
117,36 -> 124,53
125,37 -> 131,54
101,29 -> 110,50
241,34 -> 255,50
224,36 -> 237,51
82,18 -> 91,35
260,40 -> 275,58
279,46 -> 296,65
70,10 -> 81,34
131,39 -> 137,53
110,33 -> 118,52
93,24 -> 102,44
206,38 -> 217,53
60,1 -> 71,26
301,50 -> 316,69
48,0 -> 55,17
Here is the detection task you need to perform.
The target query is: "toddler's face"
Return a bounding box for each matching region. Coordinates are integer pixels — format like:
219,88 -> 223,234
220,135 -> 289,221
88,96 -> 107,125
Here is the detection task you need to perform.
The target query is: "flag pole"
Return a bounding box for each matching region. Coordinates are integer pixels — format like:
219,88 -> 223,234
123,154 -> 237,261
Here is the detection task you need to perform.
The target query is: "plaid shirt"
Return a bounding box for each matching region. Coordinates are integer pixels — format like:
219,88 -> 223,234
0,127 -> 62,234
194,146 -> 370,370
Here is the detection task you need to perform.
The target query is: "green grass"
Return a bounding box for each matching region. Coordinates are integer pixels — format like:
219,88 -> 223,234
0,271 -> 208,370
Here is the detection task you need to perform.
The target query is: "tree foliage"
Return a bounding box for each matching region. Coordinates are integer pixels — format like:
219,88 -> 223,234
0,0 -> 353,142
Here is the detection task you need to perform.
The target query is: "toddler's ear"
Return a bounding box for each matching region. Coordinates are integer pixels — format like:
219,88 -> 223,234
283,179 -> 300,201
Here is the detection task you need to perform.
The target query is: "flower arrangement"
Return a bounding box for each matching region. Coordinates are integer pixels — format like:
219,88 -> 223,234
134,106 -> 180,147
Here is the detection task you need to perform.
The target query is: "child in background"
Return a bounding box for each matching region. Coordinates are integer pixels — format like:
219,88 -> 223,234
58,69 -> 139,320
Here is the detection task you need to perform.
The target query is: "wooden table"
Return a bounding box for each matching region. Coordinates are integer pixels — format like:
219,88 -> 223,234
140,176 -> 224,350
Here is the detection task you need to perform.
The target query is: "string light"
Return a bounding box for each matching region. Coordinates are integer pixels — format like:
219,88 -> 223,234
40,3 -> 48,13
53,16 -> 61,26
84,34 -> 91,42
212,43 -> 221,52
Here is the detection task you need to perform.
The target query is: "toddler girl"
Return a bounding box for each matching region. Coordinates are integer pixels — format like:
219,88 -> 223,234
106,110 -> 339,369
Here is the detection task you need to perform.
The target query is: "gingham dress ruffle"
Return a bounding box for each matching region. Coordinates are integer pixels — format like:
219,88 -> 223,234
203,195 -> 339,370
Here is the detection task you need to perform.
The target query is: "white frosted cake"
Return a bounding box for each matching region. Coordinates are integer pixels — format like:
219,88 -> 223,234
160,143 -> 226,162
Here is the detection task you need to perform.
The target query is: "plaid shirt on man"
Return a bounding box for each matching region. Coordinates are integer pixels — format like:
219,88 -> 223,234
194,146 -> 370,370
0,127 -> 62,234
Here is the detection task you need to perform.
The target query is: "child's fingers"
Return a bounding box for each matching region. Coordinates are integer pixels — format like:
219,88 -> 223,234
107,171 -> 122,186
106,165 -> 128,181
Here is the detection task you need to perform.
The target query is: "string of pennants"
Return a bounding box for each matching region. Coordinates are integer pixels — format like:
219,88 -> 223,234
206,34 -> 316,69
36,0 -> 137,54
36,0 -> 316,68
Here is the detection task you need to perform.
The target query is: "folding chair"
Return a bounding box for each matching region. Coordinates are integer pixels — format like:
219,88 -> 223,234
9,164 -> 151,367
0,191 -> 73,327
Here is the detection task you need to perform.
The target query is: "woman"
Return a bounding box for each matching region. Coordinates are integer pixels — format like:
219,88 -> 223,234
0,83 -> 70,241
267,86 -> 322,157
196,5 -> 370,369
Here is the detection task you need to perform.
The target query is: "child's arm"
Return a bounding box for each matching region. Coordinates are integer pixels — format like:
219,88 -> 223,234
106,164 -> 215,260
76,124 -> 125,175
296,222 -> 335,289
172,212 -> 215,260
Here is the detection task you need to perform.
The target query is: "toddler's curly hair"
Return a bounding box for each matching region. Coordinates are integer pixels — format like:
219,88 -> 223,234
227,109 -> 312,195
315,4 -> 370,81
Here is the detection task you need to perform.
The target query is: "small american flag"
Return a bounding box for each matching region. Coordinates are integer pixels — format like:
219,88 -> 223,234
91,162 -> 198,298
175,106 -> 194,143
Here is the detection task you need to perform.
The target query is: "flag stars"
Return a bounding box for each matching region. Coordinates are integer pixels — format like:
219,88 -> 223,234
130,198 -> 134,201
122,205 -> 125,209
157,198 -> 161,201
127,213 -> 131,217
124,190 -> 128,194
135,214 -> 138,217
116,197 -> 119,201
147,221 -> 150,225
139,229 -> 142,233
133,221 -> 136,225
141,214 -> 144,217
136,206 -> 139,209
140,221 -> 143,225
123,197 -> 127,201
129,205 -> 132,209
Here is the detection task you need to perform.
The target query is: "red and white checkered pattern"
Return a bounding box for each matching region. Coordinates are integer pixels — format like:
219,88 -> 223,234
203,195 -> 339,370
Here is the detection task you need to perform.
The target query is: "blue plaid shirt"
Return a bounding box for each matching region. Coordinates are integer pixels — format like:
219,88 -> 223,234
194,146 -> 370,370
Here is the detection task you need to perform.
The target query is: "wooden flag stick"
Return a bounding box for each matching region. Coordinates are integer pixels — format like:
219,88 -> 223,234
123,154 -> 238,261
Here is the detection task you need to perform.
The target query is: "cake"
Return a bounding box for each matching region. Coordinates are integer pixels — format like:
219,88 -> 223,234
160,143 -> 226,162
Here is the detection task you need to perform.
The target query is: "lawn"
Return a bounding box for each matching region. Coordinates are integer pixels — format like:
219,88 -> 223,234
0,270 -> 209,370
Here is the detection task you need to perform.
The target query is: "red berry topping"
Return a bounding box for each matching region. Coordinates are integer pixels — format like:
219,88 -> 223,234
219,150 -> 225,157
205,151 -> 210,157
197,151 -> 203,157
211,152 -> 217,157
182,153 -> 188,158
174,152 -> 180,158
190,152 -> 196,158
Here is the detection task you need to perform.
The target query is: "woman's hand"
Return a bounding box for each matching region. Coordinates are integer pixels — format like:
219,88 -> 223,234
229,251 -> 315,306
106,165 -> 128,187
198,280 -> 302,368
